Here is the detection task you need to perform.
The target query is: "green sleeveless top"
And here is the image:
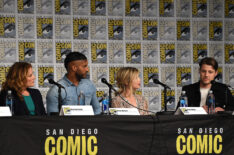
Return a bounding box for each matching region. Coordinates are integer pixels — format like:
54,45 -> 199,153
23,95 -> 35,115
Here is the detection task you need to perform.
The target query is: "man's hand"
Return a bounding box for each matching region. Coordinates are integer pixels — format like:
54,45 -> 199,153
202,105 -> 224,113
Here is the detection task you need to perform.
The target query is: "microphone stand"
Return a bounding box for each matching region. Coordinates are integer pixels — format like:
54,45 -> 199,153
156,86 -> 175,115
108,86 -> 112,107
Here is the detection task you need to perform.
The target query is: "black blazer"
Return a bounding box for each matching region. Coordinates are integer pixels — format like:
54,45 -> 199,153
179,81 -> 234,111
0,88 -> 46,115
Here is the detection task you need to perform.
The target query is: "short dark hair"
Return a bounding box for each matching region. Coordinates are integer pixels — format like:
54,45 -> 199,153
199,57 -> 218,71
64,52 -> 87,70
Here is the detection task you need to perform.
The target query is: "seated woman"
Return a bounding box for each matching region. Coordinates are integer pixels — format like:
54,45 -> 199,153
0,62 -> 46,115
112,67 -> 149,115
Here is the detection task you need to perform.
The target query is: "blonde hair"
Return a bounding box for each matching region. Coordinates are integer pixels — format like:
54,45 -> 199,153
116,67 -> 139,95
1,62 -> 32,100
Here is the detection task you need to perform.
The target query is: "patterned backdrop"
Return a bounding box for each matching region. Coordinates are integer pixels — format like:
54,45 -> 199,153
0,0 -> 234,112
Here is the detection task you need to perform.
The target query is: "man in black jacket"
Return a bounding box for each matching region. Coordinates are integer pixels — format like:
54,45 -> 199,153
181,57 -> 234,112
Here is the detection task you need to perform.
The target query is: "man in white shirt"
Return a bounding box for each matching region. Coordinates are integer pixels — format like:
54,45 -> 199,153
178,57 -> 234,112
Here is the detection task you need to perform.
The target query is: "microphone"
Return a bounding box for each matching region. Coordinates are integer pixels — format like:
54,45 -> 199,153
48,79 -> 65,89
153,78 -> 171,89
101,78 -> 117,92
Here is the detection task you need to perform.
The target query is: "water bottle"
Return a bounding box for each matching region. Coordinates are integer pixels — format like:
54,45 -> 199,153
78,91 -> 85,105
6,90 -> 14,115
102,95 -> 109,115
179,91 -> 188,107
206,90 -> 215,114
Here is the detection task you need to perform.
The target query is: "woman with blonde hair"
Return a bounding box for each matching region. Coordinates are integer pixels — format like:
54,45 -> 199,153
112,67 -> 149,115
0,62 -> 46,115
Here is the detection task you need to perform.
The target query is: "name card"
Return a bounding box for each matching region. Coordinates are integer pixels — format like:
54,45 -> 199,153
60,105 -> 94,116
0,106 -> 12,117
109,108 -> 140,115
175,107 -> 207,115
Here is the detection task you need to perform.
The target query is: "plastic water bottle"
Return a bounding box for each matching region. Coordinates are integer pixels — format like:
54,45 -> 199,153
179,91 -> 188,107
6,90 -> 14,115
207,90 -> 215,114
102,95 -> 109,115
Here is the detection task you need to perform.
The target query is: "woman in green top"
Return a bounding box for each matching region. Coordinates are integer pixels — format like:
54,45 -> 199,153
0,62 -> 46,115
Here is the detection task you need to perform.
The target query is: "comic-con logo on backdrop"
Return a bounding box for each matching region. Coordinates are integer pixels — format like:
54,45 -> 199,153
73,0 -> 89,15
177,20 -> 190,41
209,43 -> 223,64
177,66 -> 192,87
225,44 -> 234,64
159,0 -> 174,17
109,66 -> 122,86
143,43 -> 158,64
108,42 -> 124,64
56,66 -> 66,81
55,0 -> 71,15
177,43 -> 191,64
18,16 -> 34,39
192,0 -> 207,17
0,40 -> 16,63
125,20 -> 140,40
176,0 -> 190,17
142,19 -> 157,40
0,66 -> 10,87
73,18 -> 88,40
225,20 -> 234,41
225,0 -> 234,18
144,89 -> 160,112
108,0 -> 123,16
142,0 -> 158,17
92,66 -> 107,87
159,20 -> 175,41
91,42 -> 107,63
0,0 -> 15,13
126,43 -> 141,64
125,0 -> 140,16
160,43 -> 175,64
225,66 -> 234,87
108,19 -> 123,40
17,0 -> 34,13
0,16 -> 15,38
37,41 -> 53,63
90,18 -> 106,40
192,20 -> 207,41
56,41 -> 72,63
37,17 -> 53,39
18,41 -> 35,63
161,66 -> 175,88
73,41 -> 89,59
215,67 -> 223,83
209,0 -> 223,18
193,44 -> 207,63
209,21 -> 222,41
91,0 -> 106,15
38,66 -> 54,88
143,66 -> 159,87
55,17 -> 71,39
161,89 -> 175,110
36,0 -> 52,14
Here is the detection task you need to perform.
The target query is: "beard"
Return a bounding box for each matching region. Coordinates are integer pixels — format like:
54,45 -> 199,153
75,72 -> 86,81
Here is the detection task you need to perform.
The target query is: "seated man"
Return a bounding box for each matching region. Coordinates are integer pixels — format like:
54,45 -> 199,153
46,52 -> 101,115
179,57 -> 234,112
